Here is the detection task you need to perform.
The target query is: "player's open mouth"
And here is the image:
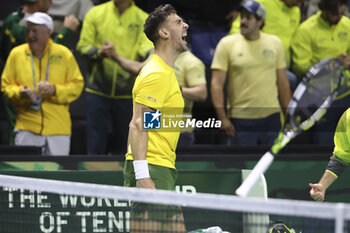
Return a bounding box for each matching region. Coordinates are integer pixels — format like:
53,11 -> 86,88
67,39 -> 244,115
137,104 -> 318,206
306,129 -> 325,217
181,34 -> 187,42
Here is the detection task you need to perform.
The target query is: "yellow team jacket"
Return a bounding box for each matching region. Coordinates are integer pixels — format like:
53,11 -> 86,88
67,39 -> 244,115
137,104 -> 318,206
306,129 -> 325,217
77,1 -> 153,99
291,12 -> 350,77
1,39 -> 84,135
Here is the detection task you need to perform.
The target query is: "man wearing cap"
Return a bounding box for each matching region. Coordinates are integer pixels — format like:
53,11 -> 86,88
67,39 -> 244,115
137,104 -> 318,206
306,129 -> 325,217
0,0 -> 80,146
1,13 -> 84,155
211,0 -> 291,146
229,0 -> 303,91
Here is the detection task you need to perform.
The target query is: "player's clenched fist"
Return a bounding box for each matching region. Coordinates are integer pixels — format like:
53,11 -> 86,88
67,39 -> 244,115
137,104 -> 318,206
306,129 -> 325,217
309,183 -> 325,202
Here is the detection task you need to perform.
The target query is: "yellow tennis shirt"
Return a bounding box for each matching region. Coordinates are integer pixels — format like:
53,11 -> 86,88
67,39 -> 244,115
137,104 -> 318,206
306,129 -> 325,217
333,108 -> 350,165
125,54 -> 184,169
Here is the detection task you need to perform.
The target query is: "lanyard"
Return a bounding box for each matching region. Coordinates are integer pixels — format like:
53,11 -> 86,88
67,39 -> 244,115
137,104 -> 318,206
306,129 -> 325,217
30,50 -> 50,88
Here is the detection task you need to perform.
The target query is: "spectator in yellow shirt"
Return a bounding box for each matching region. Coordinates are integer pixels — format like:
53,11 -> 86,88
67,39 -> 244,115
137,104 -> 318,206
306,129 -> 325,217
211,0 -> 291,146
229,0 -> 303,90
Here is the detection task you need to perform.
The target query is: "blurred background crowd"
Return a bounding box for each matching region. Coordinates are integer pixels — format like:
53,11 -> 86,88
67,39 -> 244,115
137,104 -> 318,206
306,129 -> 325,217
0,0 -> 349,155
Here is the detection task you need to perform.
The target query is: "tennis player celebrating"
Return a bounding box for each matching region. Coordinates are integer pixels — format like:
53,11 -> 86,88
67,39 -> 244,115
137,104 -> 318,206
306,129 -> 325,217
310,108 -> 350,202
124,4 -> 188,233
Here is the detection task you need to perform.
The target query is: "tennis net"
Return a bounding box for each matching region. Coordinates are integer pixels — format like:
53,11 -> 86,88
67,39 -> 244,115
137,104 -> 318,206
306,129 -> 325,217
0,174 -> 349,233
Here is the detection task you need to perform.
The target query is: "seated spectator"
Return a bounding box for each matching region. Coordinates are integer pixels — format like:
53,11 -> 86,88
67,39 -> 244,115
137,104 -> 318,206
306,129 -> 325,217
1,13 -> 84,155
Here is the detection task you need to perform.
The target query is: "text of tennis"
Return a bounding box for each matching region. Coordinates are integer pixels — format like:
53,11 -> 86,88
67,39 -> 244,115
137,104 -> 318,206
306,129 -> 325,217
2,185 -> 196,232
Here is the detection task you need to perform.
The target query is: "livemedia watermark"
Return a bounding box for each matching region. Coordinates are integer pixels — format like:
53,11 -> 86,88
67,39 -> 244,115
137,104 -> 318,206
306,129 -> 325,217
143,109 -> 221,131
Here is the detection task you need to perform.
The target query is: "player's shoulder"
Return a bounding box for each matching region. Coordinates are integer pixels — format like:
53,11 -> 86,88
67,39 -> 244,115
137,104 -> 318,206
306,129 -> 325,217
334,108 -> 350,136
341,108 -> 350,123
139,56 -> 166,78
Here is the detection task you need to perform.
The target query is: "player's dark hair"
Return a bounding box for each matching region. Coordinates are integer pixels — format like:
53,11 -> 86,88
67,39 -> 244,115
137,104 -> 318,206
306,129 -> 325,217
144,4 -> 177,46
318,0 -> 347,14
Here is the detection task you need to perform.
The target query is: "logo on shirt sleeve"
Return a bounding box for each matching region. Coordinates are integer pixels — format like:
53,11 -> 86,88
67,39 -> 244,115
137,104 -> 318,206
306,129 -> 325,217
143,110 -> 161,129
145,95 -> 157,102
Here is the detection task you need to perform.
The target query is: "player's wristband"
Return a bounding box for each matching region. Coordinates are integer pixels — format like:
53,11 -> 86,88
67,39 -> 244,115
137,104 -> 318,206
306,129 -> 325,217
326,158 -> 346,177
133,160 -> 150,180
